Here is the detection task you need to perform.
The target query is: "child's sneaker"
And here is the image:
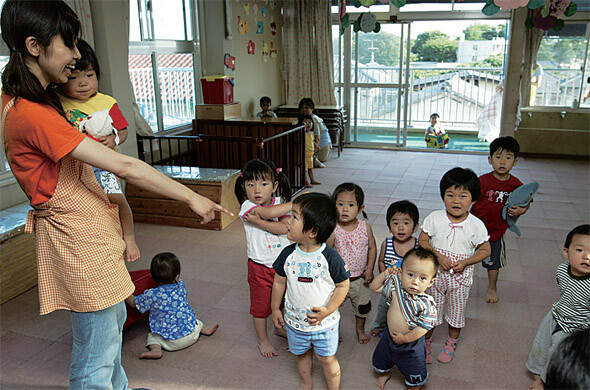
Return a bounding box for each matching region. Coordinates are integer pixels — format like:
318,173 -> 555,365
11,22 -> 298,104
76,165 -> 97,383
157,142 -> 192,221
437,336 -> 458,363
425,338 -> 432,364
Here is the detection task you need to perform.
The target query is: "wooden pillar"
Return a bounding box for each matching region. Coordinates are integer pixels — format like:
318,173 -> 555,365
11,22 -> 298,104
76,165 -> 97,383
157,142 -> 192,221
500,8 -> 528,137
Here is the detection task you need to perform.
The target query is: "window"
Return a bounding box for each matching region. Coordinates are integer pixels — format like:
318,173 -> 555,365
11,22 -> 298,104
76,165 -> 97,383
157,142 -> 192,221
534,23 -> 589,107
129,0 -> 201,132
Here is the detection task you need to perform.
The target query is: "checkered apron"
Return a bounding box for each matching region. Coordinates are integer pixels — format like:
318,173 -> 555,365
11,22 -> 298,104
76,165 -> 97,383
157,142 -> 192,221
2,98 -> 134,315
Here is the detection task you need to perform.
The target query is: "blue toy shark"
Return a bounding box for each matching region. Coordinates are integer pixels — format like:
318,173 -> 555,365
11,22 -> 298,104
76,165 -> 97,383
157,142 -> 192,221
502,182 -> 539,236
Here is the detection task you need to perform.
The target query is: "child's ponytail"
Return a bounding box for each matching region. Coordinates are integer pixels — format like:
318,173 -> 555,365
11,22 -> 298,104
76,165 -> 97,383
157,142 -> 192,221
276,168 -> 292,202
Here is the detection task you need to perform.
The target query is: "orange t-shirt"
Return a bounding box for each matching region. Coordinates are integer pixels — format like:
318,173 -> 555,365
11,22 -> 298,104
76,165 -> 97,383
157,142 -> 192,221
2,94 -> 86,205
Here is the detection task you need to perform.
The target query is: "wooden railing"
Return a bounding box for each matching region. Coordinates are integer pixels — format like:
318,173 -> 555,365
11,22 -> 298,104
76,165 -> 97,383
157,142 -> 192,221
136,124 -> 306,193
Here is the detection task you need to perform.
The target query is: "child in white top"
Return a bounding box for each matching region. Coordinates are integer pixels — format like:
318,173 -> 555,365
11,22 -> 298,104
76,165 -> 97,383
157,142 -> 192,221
424,113 -> 449,149
271,193 -> 350,390
235,158 -> 292,358
327,183 -> 377,344
418,167 -> 490,364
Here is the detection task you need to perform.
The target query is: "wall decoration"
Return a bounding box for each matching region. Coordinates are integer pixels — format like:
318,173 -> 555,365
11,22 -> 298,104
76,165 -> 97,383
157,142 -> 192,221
224,0 -> 233,39
262,40 -> 269,62
224,53 -> 236,70
244,3 -> 250,15
339,0 -> 387,35
270,42 -> 278,59
481,0 -> 577,32
270,16 -> 277,35
269,0 -> 275,10
256,19 -> 264,34
237,16 -> 248,34
247,40 -> 255,55
253,1 -> 258,15
262,6 -> 267,17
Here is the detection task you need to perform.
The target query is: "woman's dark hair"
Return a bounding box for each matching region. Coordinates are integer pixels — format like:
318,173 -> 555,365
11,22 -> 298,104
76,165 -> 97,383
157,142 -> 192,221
234,158 -> 292,204
1,0 -> 81,117
298,97 -> 316,114
332,182 -> 368,219
150,252 -> 181,285
293,192 -> 338,244
439,167 -> 480,202
386,200 -> 419,228
74,39 -> 100,79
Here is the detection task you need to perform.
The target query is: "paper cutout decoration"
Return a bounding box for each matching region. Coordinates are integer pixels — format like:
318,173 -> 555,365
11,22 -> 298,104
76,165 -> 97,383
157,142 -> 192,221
548,0 -> 572,16
493,0 -> 528,9
238,16 -> 248,34
270,42 -> 278,59
224,53 -> 236,70
256,19 -> 264,34
270,16 -> 277,35
262,40 -> 269,62
269,0 -> 275,9
253,1 -> 258,14
244,3 -> 250,15
247,40 -> 255,55
262,6 -> 267,17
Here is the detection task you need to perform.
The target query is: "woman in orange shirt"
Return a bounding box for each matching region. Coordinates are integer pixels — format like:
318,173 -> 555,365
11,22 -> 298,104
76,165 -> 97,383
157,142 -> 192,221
0,1 -> 231,388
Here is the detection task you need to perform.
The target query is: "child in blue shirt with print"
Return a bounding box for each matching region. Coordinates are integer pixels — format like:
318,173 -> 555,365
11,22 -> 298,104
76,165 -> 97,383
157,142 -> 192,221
270,193 -> 350,390
125,252 -> 218,359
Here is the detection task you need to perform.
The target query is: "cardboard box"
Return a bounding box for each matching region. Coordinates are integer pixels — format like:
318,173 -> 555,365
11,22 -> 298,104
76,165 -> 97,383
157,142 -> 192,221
197,102 -> 241,120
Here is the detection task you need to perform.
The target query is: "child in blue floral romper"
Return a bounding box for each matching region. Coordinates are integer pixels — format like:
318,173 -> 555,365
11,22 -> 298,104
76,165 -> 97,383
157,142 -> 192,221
125,252 -> 219,359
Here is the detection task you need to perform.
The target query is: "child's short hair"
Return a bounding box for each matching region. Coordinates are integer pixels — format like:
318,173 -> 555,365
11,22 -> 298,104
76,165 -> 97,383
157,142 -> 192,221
439,167 -> 480,202
260,96 -> 271,106
234,158 -> 292,204
298,114 -> 313,126
489,136 -> 520,158
332,182 -> 368,219
292,192 -> 338,244
564,224 -> 590,248
430,113 -> 439,120
545,329 -> 590,390
298,97 -> 315,111
74,39 -> 101,80
402,247 -> 439,277
151,252 -> 181,285
386,200 -> 419,228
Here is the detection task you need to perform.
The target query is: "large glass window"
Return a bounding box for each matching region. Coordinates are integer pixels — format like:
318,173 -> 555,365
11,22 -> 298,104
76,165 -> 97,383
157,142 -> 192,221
129,0 -> 200,132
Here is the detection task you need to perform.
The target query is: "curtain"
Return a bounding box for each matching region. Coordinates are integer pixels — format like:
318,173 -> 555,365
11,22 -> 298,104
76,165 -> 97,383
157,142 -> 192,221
282,0 -> 336,105
64,0 -> 94,47
520,13 -> 544,108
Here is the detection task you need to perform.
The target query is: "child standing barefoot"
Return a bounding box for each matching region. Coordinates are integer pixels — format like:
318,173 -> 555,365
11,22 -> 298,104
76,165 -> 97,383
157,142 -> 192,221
125,253 -> 218,359
371,200 -> 420,337
327,183 -> 377,344
235,159 -> 292,357
59,40 -> 140,262
418,168 -> 491,363
470,136 -> 530,303
272,193 -> 350,390
299,114 -> 321,187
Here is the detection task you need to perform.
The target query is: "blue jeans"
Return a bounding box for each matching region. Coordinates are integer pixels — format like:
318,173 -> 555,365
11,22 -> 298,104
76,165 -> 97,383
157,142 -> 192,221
70,301 -> 128,390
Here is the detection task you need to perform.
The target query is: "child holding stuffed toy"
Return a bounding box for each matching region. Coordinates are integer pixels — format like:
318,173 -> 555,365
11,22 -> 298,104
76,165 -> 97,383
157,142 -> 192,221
59,39 -> 140,262
471,136 -> 531,303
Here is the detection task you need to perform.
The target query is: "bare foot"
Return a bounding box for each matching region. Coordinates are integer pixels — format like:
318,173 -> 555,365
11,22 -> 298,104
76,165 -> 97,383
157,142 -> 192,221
124,239 -> 141,262
258,340 -> 278,358
370,329 -> 381,337
201,323 -> 219,336
311,180 -> 321,185
274,326 -> 287,338
357,329 -> 371,344
486,288 -> 499,303
375,372 -> 392,389
529,375 -> 544,390
304,182 -> 313,188
139,349 -> 163,359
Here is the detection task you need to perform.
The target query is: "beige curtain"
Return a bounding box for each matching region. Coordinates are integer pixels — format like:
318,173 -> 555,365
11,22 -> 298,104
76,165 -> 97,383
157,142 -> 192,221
282,0 -> 336,105
520,12 -> 544,108
64,0 -> 94,46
